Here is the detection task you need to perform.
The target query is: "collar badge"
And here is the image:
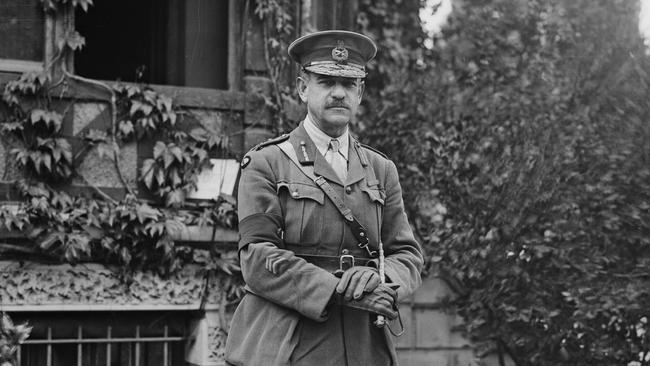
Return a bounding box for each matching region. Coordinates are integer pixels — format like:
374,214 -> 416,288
331,40 -> 349,63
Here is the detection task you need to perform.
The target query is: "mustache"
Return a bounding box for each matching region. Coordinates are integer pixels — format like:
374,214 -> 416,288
326,102 -> 349,109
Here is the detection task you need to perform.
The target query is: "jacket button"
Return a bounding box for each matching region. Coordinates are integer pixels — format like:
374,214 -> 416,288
345,186 -> 352,194
291,191 -> 299,198
342,249 -> 349,255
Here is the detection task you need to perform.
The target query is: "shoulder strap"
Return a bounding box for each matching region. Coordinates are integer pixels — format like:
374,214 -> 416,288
252,134 -> 290,152
277,141 -> 376,257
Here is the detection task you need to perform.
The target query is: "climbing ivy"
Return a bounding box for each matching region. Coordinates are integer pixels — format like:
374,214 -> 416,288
0,0 -> 240,268
0,313 -> 31,366
0,0 -> 243,359
254,0 -> 300,133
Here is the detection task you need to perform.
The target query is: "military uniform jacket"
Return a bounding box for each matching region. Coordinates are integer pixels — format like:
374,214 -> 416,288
224,123 -> 423,366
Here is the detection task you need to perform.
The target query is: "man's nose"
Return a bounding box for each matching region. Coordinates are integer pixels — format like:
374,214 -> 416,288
330,83 -> 346,99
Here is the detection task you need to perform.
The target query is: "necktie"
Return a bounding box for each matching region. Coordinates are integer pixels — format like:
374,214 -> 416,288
327,139 -> 347,182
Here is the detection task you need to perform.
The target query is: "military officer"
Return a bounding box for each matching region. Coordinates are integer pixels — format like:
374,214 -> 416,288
225,30 -> 423,366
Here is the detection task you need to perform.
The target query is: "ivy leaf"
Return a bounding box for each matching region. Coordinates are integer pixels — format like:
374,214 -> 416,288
118,120 -> 134,138
51,145 -> 62,162
62,31 -> 86,51
164,219 -> 185,236
155,168 -> 166,186
156,95 -> 173,112
162,148 -> 175,169
146,222 -> 165,237
39,232 -> 61,250
165,189 -> 185,207
170,146 -> 184,162
73,0 -> 94,12
96,141 -> 118,160
82,225 -> 104,240
153,141 -> 166,159
131,100 -> 153,117
169,167 -> 182,187
140,159 -> 156,189
156,236 -> 174,255
56,138 -> 73,163
41,153 -> 52,172
167,111 -> 177,125
120,246 -> 132,265
135,204 -> 160,224
1,122 -> 24,133
65,233 -> 91,261
84,129 -> 108,144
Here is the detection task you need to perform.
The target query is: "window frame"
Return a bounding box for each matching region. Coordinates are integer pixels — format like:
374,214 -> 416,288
1,0 -> 244,92
13,311 -> 189,366
0,1 -> 54,74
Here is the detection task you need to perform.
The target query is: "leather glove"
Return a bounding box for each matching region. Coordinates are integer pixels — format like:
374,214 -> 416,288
335,266 -> 380,301
339,283 -> 399,320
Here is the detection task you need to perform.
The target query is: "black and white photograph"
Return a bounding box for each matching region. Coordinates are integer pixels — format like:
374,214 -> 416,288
1,0 -> 649,365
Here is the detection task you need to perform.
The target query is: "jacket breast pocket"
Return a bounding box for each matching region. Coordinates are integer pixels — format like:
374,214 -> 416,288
278,182 -> 324,246
361,182 -> 386,206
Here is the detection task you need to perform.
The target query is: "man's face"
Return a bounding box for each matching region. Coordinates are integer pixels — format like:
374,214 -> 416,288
297,72 -> 364,137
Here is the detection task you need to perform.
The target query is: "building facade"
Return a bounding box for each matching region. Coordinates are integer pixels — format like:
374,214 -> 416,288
0,1 -> 508,365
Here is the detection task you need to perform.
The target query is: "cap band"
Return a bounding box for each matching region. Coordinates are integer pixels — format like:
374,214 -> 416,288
306,60 -> 365,70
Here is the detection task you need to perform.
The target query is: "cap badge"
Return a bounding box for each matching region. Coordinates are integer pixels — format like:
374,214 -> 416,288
331,40 -> 349,63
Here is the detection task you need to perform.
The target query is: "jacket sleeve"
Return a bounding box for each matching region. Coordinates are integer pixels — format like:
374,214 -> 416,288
379,160 -> 424,300
237,150 -> 339,321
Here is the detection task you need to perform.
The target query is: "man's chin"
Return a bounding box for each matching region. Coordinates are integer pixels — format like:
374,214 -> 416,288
323,116 -> 351,126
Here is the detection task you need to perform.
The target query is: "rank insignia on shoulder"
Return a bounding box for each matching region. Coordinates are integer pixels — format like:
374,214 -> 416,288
240,156 -> 251,169
253,134 -> 290,151
358,142 -> 388,159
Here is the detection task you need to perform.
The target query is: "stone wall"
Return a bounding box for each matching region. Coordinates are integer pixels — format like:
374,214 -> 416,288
395,276 -> 514,366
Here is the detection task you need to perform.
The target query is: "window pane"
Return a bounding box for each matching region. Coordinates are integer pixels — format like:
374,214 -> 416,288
0,0 -> 44,61
75,0 -> 229,89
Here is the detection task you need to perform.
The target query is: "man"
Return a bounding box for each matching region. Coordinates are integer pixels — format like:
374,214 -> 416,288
225,30 -> 423,366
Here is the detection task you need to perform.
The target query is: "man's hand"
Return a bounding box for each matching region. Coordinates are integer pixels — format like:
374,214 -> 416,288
336,266 -> 380,300
339,283 -> 398,320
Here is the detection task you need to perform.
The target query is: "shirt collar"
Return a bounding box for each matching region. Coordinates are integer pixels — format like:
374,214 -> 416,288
303,114 -> 349,160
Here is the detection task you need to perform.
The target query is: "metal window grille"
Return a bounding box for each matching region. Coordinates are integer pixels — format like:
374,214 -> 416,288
17,323 -> 186,366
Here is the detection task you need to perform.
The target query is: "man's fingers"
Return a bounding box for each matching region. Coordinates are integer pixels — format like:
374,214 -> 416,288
351,271 -> 373,300
343,271 -> 364,300
337,267 -> 381,299
365,274 -> 380,293
336,270 -> 353,293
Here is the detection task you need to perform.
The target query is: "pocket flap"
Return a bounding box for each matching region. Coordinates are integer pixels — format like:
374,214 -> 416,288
278,182 -> 325,205
361,184 -> 386,205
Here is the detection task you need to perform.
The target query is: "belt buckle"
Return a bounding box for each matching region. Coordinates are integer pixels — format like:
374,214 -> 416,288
334,254 -> 355,277
339,254 -> 355,271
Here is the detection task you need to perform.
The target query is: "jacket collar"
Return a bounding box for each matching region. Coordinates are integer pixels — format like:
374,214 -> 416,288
289,122 -> 368,186
290,122 -> 341,185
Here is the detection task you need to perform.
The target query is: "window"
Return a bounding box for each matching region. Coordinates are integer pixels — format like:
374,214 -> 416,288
0,0 -> 45,73
74,0 -> 230,89
12,312 -> 188,366
306,0 -> 358,31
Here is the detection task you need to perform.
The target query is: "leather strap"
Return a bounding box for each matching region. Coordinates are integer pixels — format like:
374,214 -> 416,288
295,254 -> 375,272
277,141 -> 376,257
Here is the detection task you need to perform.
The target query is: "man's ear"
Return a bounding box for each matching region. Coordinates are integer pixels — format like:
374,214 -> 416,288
357,80 -> 365,102
297,76 -> 308,103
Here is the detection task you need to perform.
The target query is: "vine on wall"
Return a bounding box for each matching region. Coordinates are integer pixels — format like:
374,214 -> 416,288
0,0 -> 243,361
254,0 -> 301,133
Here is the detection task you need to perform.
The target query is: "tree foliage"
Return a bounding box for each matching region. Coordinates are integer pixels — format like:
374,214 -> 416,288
357,0 -> 650,364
